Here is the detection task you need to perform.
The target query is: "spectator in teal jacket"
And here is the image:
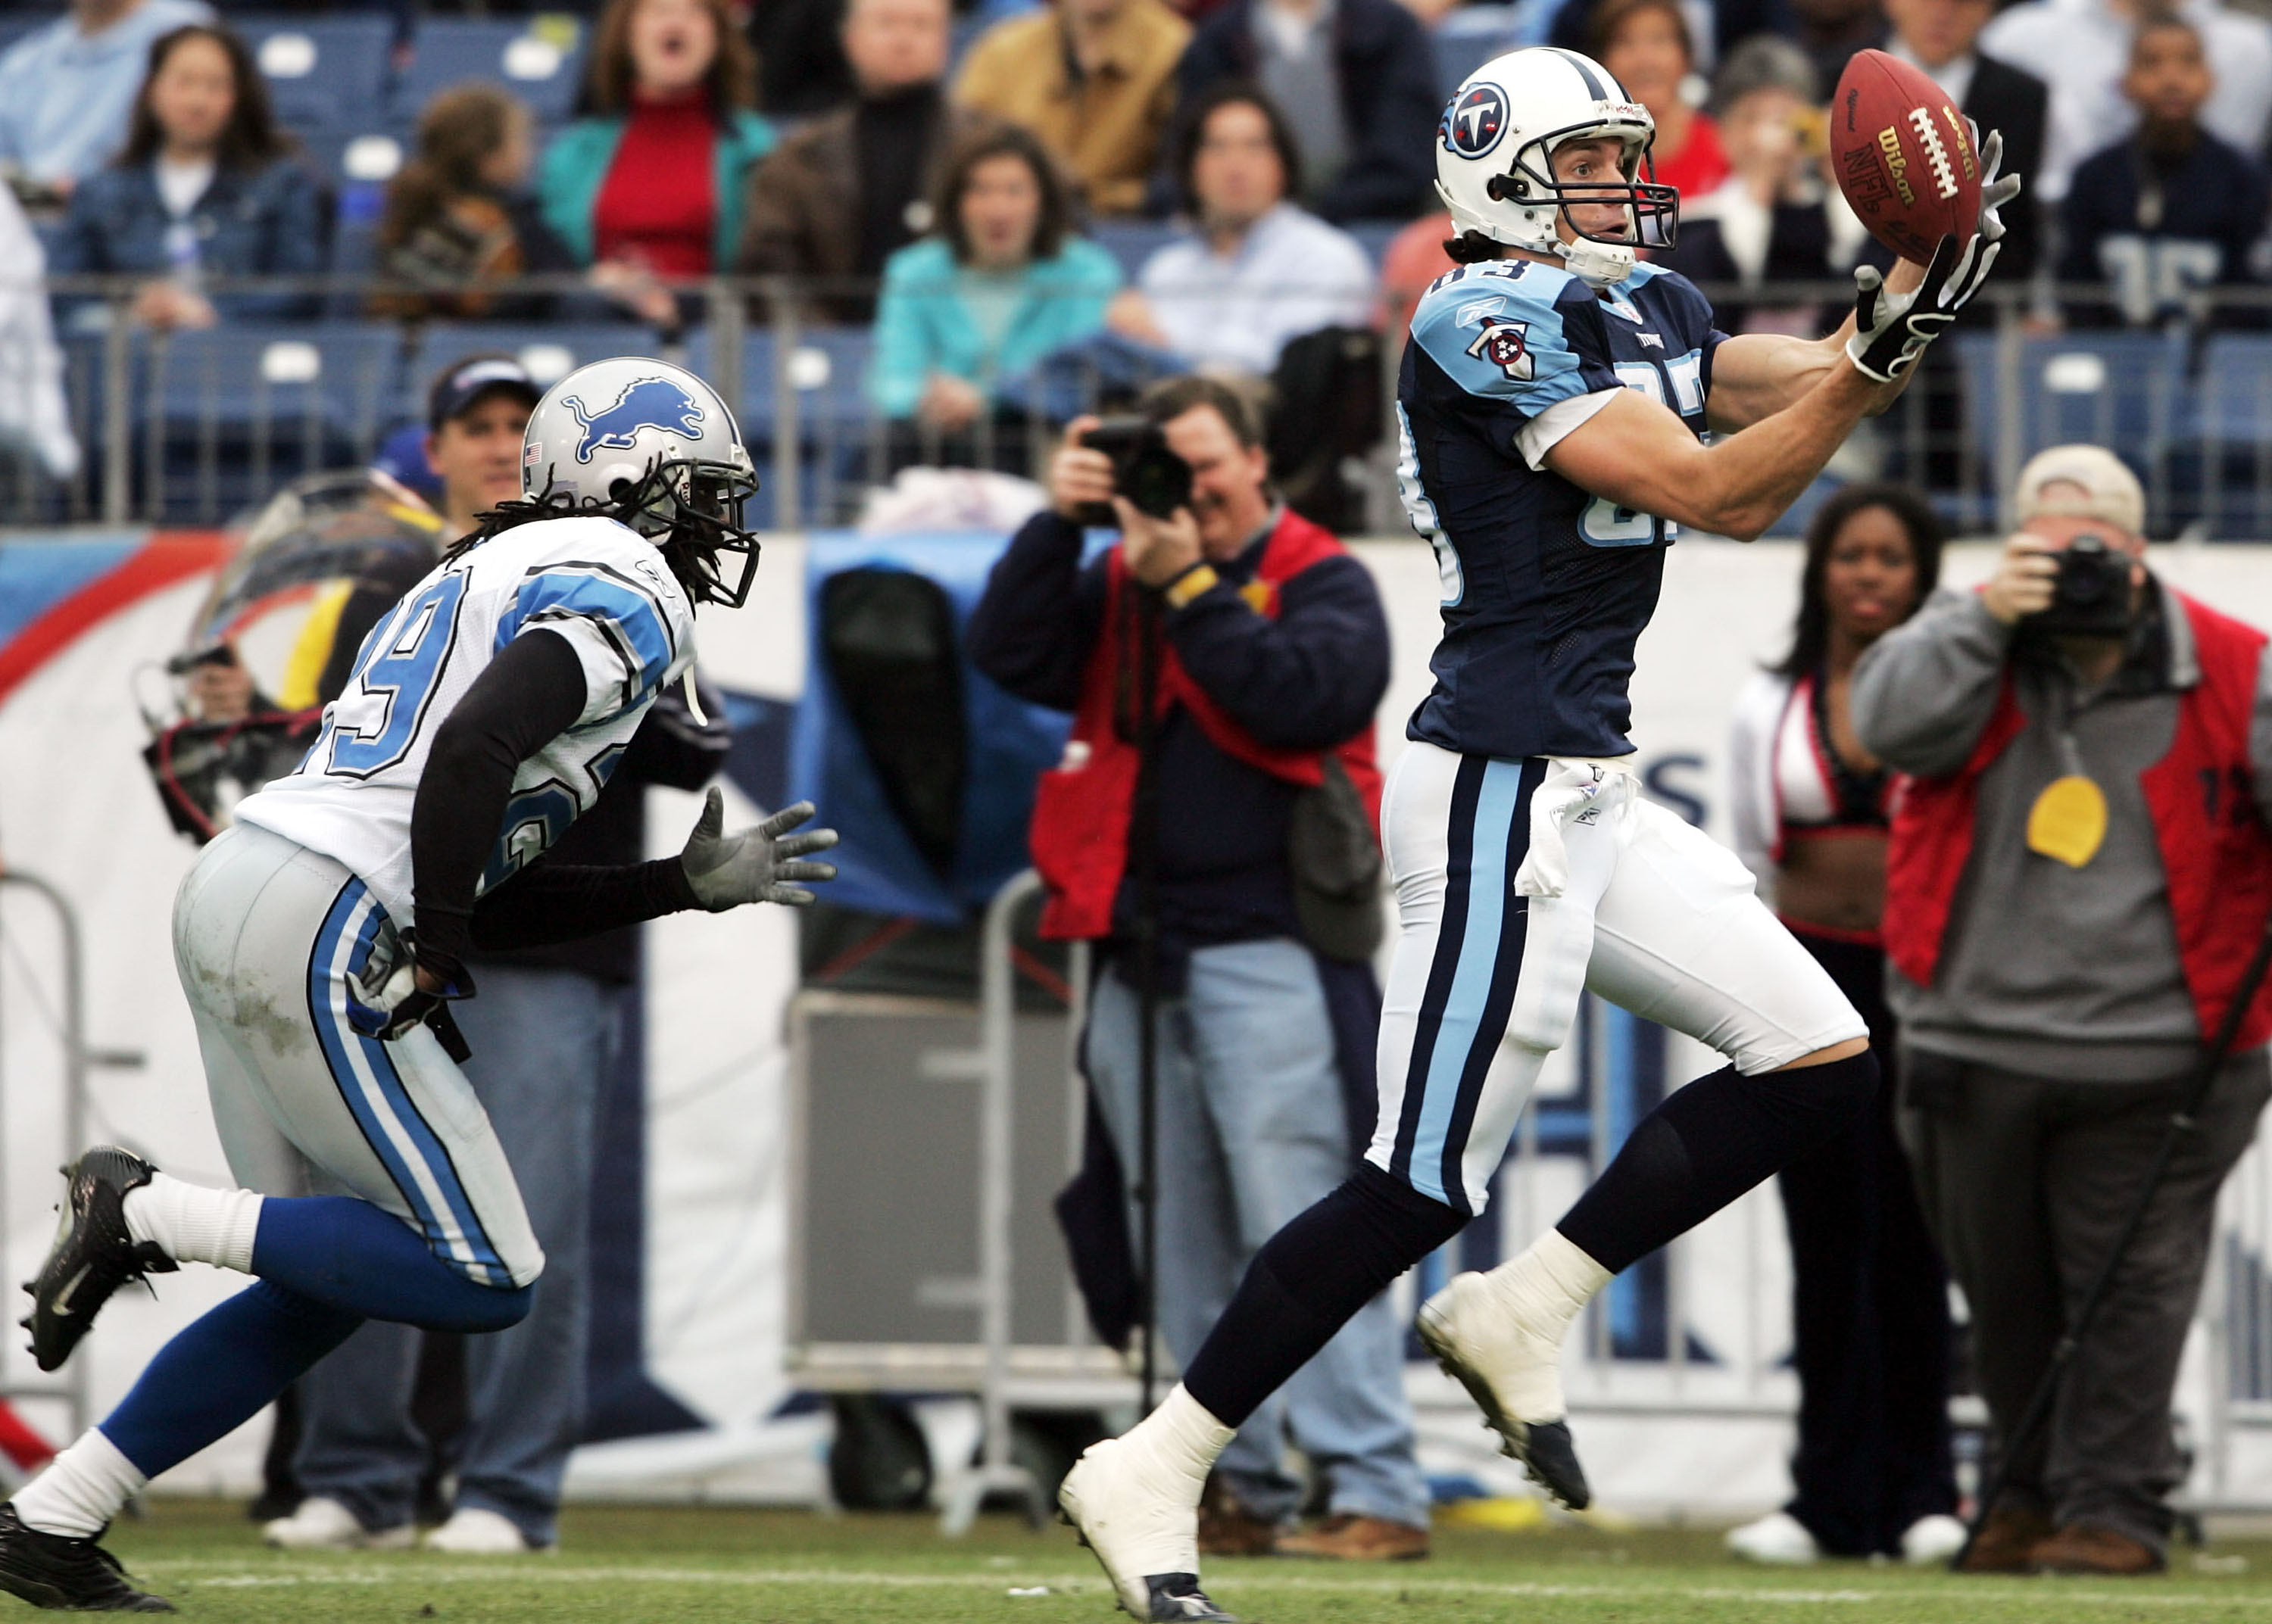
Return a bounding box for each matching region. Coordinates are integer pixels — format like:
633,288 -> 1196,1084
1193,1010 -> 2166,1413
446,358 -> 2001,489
538,0 -> 772,323
869,125 -> 1122,426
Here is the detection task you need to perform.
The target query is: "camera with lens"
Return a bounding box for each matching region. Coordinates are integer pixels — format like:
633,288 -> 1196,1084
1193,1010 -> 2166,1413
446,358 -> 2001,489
1072,416 -> 1194,528
2024,533 -> 2137,638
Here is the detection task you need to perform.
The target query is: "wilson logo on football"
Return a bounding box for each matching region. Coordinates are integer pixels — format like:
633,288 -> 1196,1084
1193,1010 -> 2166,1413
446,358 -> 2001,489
1466,316 -> 1534,382
1874,125 -> 1916,207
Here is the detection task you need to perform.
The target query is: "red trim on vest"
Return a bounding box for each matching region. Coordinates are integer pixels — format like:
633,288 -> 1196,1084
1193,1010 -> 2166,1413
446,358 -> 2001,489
1027,510 -> 1381,941
1883,592 -> 2272,1049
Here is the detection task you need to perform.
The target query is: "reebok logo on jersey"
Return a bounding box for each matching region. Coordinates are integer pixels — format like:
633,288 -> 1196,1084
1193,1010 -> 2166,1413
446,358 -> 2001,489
560,378 -> 707,464
1600,295 -> 1645,324
1465,316 -> 1534,381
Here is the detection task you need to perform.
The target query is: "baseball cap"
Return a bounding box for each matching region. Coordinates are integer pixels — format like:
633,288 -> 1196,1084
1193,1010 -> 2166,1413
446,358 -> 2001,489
2014,444 -> 2146,538
427,354 -> 541,432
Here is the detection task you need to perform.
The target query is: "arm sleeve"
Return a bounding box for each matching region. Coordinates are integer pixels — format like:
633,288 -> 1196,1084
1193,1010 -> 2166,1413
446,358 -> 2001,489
409,628 -> 591,985
1849,589 -> 2016,775
963,511 -> 1107,709
1164,553 -> 1390,751
467,858 -> 699,951
1408,276 -> 1622,457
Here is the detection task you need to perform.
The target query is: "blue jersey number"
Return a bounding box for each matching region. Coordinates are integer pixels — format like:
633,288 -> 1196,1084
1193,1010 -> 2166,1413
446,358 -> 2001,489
1394,404 -> 1465,605
327,573 -> 468,778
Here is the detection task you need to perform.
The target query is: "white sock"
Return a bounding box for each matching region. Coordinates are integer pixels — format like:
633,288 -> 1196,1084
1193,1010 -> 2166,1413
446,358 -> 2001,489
1116,1385 -> 1234,1507
121,1174 -> 261,1272
13,1430 -> 145,1539
1482,1229 -> 1612,1420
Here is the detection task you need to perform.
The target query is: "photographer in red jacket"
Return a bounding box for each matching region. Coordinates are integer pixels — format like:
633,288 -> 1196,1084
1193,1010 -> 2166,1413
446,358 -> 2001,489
966,376 -> 1428,1559
1852,446 -> 2272,1576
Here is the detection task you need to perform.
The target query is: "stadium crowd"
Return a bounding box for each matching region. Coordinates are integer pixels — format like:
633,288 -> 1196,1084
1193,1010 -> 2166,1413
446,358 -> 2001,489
7,0 -> 2272,500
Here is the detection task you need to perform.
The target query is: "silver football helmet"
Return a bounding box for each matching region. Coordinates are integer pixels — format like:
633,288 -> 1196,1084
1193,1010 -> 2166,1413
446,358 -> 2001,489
519,357 -> 762,607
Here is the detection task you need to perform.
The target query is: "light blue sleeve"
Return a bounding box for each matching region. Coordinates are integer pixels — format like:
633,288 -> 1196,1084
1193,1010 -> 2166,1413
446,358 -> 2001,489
1407,270 -> 1617,423
493,566 -> 679,725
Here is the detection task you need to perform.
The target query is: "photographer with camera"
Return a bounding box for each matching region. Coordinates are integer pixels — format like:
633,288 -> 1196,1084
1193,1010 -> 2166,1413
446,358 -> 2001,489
1851,444 -> 2272,1576
966,376 -> 1428,1560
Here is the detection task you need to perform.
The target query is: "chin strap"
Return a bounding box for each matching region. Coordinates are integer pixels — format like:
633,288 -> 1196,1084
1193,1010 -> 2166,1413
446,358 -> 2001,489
1558,235 -> 1636,290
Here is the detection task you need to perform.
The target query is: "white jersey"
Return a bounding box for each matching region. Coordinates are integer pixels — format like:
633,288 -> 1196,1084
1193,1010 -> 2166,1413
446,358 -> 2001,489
236,516 -> 696,925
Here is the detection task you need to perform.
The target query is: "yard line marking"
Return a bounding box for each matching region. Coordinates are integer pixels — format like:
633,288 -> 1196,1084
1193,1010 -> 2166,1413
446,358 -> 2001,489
132,1563 -> 2264,1607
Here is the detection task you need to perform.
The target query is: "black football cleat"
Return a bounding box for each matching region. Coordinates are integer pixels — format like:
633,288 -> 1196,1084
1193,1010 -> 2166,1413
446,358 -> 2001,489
1415,1274 -> 1592,1512
0,1506 -> 172,1612
22,1150 -> 176,1374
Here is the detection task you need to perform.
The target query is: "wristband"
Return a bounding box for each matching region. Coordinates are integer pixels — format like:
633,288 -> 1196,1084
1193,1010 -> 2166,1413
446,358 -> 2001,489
1163,564 -> 1219,609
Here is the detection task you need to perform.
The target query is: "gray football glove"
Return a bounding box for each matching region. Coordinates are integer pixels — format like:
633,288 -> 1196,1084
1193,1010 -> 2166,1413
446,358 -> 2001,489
678,787 -> 840,909
1846,126 -> 2022,384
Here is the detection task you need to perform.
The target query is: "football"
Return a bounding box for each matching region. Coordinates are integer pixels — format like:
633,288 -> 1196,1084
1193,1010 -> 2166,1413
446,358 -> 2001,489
1830,48 -> 1984,264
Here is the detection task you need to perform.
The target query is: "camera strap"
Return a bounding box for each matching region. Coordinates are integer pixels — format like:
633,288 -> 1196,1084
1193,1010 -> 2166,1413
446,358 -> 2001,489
2025,688 -> 2108,868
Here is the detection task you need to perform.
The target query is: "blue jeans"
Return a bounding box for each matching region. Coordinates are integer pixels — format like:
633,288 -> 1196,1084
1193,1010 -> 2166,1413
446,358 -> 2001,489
292,968 -> 616,1546
1087,938 -> 1428,1529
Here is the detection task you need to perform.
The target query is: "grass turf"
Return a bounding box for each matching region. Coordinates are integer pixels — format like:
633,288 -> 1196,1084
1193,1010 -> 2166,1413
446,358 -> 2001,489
76,1499 -> 2272,1623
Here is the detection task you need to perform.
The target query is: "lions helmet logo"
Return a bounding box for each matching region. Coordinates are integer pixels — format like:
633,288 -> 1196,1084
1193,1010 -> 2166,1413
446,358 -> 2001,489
1465,316 -> 1534,381
1442,84 -> 1509,159
560,377 -> 707,464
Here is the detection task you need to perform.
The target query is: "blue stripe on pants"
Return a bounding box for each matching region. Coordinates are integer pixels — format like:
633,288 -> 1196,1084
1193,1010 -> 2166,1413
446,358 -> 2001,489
1389,756 -> 1543,1212
304,879 -> 509,1286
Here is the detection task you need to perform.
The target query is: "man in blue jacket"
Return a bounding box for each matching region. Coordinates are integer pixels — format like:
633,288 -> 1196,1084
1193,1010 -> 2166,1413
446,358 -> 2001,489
966,376 -> 1430,1560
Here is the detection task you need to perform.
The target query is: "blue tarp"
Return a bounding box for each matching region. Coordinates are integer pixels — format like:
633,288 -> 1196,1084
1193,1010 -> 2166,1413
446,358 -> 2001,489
785,529 -> 1081,924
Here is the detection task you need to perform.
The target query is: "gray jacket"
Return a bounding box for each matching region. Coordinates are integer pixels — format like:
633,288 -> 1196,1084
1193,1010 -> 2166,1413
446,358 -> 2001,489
1852,577 -> 2272,1080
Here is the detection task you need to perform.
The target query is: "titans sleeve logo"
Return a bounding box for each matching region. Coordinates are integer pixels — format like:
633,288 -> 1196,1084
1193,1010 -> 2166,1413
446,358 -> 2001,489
1465,316 -> 1534,382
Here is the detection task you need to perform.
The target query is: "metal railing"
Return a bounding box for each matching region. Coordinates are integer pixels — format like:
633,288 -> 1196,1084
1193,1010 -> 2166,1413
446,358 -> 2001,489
0,870 -> 98,1459
14,273 -> 2272,535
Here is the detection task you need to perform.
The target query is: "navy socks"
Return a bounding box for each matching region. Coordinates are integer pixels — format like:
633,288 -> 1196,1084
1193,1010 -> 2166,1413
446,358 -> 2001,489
1559,1051 -> 1879,1274
1183,1164 -> 1465,1428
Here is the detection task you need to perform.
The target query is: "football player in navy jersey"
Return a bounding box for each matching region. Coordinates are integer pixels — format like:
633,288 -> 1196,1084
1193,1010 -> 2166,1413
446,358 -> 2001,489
1057,45 -> 2022,1622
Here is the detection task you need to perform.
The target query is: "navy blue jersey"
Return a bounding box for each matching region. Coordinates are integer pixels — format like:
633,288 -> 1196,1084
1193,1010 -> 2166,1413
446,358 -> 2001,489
1396,257 -> 1726,760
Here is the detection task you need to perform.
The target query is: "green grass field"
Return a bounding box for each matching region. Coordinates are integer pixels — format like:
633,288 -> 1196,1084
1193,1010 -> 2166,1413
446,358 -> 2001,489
73,1500 -> 2272,1624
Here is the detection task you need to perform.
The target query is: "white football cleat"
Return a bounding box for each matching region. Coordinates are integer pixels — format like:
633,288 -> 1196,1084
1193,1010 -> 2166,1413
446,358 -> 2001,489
1899,1513 -> 1968,1566
1414,1271 -> 1590,1510
1725,1510 -> 1821,1566
1058,1438 -> 1234,1622
421,1507 -> 541,1554
262,1496 -> 414,1551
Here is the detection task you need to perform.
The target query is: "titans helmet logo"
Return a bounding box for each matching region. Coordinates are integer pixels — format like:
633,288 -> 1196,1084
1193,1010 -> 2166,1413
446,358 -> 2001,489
1443,84 -> 1509,159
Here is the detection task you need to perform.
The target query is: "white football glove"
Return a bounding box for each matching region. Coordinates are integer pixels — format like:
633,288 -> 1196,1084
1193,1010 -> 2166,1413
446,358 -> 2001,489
678,787 -> 840,909
1846,126 -> 2023,384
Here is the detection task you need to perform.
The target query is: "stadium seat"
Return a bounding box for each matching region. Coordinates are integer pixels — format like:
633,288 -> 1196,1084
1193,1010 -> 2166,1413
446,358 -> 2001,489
1950,329 -> 2189,518
233,16 -> 396,132
1089,220 -> 1181,282
2186,335 -> 2272,538
682,327 -> 879,528
1433,5 -> 1523,98
394,20 -> 588,129
133,324 -> 407,522
402,322 -> 662,418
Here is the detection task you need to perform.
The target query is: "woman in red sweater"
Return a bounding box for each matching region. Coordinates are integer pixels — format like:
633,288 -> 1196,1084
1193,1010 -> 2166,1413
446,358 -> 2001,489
1595,0 -> 1728,203
538,0 -> 774,322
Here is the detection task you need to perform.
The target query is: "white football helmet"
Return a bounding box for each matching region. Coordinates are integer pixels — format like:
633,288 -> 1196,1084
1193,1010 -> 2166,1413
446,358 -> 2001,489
519,357 -> 762,607
1434,47 -> 1677,289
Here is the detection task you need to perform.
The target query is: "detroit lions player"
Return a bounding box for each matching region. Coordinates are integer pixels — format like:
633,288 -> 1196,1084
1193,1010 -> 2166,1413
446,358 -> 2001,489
0,359 -> 836,1612
1057,48 -> 2021,1622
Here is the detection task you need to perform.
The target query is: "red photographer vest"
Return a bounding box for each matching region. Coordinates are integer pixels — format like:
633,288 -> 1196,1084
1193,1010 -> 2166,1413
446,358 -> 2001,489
1027,510 -> 1382,942
1883,589 -> 2272,1050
